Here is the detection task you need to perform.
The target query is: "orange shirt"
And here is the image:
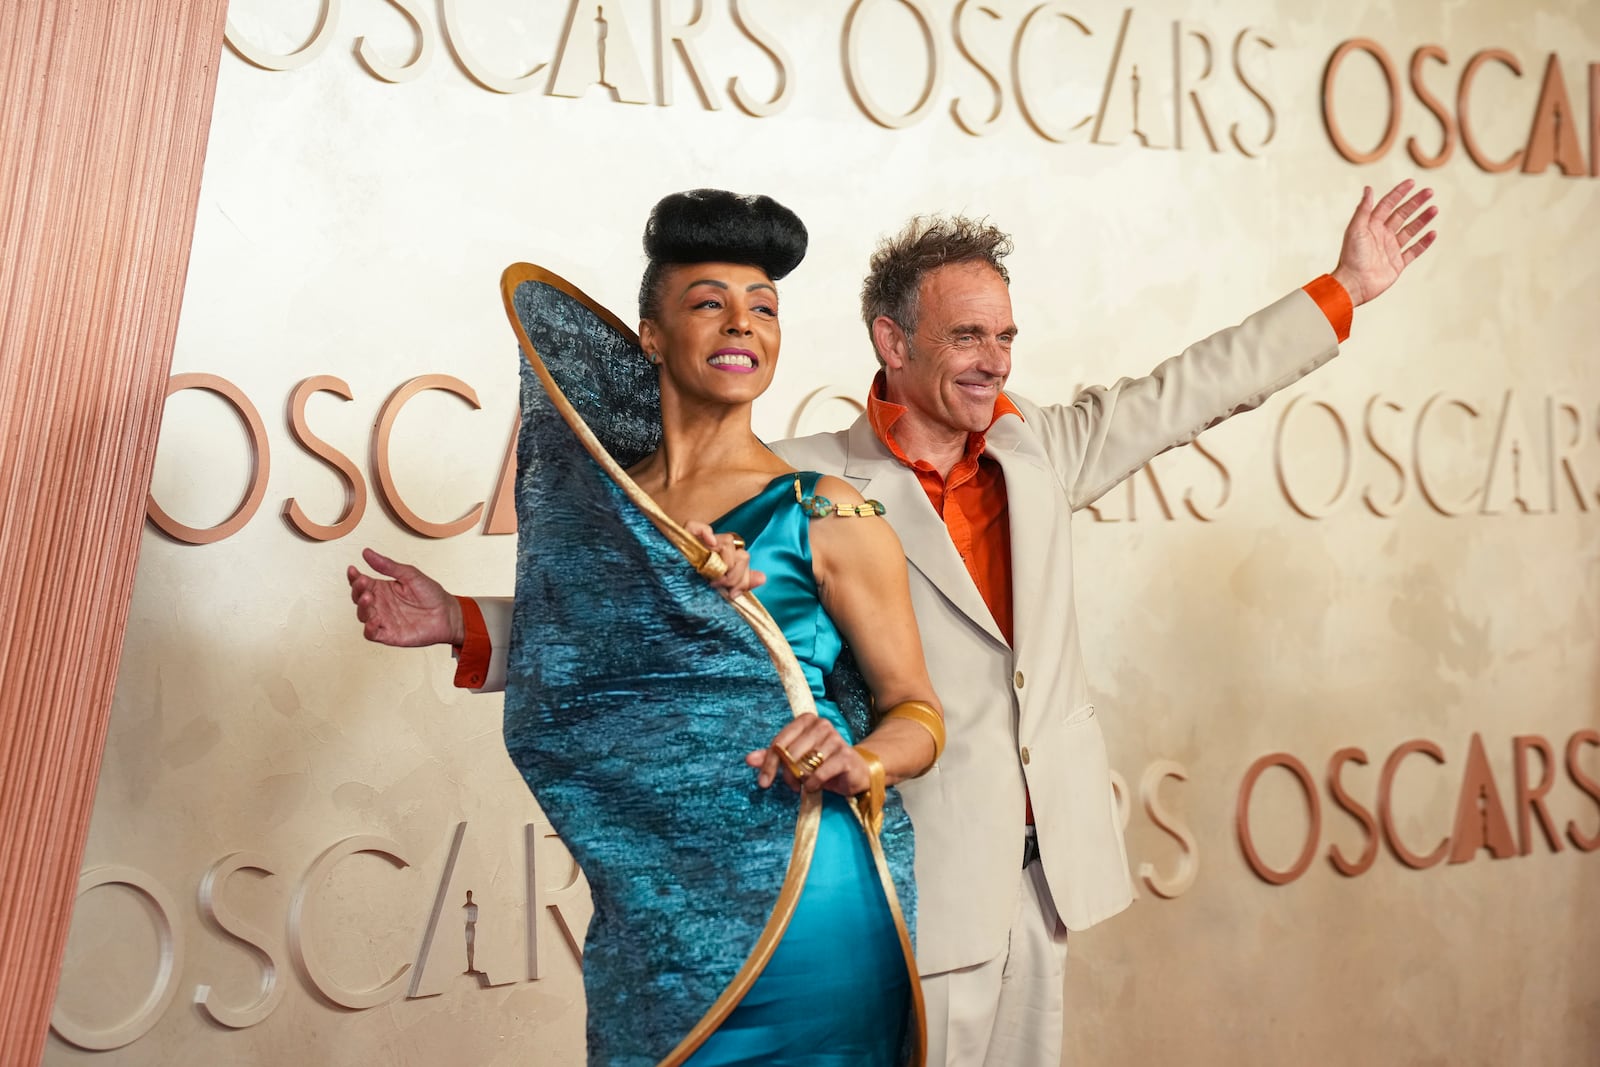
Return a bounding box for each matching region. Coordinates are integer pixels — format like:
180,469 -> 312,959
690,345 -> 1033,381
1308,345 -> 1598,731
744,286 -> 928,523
867,379 -> 1021,643
454,596 -> 490,689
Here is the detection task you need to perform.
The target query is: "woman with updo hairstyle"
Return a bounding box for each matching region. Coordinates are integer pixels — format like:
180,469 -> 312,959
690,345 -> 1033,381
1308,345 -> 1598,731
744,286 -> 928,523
350,190 -> 942,1062
610,189 -> 943,1065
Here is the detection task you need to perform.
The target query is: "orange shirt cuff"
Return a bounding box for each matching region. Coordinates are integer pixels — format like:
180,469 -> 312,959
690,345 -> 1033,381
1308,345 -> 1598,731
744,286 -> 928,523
1303,274 -> 1353,343
452,596 -> 490,689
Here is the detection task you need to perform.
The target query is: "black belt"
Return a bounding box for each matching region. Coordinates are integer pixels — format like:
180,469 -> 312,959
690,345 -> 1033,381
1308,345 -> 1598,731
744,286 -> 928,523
1022,825 -> 1039,868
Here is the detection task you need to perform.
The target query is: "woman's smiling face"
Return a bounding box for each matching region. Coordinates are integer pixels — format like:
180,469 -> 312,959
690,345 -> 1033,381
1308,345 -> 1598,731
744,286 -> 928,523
641,261 -> 782,406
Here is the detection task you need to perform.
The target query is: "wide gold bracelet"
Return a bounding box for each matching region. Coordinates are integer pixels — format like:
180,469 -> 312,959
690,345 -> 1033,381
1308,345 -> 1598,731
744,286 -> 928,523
853,745 -> 886,837
883,700 -> 945,764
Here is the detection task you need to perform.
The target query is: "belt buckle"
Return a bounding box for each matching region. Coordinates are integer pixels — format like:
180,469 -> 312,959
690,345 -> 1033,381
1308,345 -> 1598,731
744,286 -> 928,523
1022,826 -> 1039,868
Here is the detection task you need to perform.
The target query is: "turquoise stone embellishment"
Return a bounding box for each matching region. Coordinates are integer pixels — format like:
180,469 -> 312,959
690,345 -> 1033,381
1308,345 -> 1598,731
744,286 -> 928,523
802,493 -> 834,518
792,473 -> 887,518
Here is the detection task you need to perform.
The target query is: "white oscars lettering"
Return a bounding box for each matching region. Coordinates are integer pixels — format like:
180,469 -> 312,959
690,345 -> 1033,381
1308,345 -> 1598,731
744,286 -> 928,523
729,0 -> 795,117
1413,392 -> 1483,516
951,0 -> 1005,136
1230,28 -> 1278,156
1182,437 -> 1233,521
289,835 -> 413,1011
1274,395 -> 1355,520
1546,396 -> 1594,511
1110,762 -> 1201,901
1108,768 -> 1138,900
656,0 -> 721,109
1012,2 -> 1094,143
843,0 -> 944,130
439,0 -> 548,94
195,852 -> 287,1029
225,0 -> 341,71
356,0 -> 436,83
1172,21 -> 1220,151
408,822 -> 470,997
532,823 -> 592,974
51,867 -> 185,1051
548,0 -> 651,103
1362,395 -> 1411,517
786,386 -> 867,439
1139,760 -> 1199,899
1480,389 -> 1547,514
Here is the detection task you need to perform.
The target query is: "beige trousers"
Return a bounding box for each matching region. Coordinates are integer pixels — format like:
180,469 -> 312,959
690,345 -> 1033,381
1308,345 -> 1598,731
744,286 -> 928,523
920,859 -> 1071,1067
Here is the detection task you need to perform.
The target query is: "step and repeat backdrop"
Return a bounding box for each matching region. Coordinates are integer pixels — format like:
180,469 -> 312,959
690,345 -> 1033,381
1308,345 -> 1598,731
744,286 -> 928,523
48,0 -> 1598,1063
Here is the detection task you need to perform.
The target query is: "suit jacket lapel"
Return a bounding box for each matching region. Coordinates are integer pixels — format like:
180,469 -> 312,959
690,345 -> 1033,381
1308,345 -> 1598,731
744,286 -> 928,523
985,410 -> 1058,668
840,416 -> 1008,648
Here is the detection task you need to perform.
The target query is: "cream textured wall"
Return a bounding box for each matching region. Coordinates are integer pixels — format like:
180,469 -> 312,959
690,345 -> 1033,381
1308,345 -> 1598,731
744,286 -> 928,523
48,1 -> 1599,1064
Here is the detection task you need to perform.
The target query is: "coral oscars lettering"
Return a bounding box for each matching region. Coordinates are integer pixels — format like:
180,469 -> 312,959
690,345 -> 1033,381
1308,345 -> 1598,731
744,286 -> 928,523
1321,37 -> 1600,176
1236,731 -> 1600,885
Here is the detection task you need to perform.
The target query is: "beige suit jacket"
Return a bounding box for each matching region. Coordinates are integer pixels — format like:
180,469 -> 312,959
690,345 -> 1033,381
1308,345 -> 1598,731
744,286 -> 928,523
471,288 -> 1341,976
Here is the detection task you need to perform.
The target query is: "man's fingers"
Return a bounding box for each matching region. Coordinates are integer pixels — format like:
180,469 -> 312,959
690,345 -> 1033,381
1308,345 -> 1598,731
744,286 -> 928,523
362,547 -> 415,581
1372,178 -> 1414,218
1347,184 -> 1374,229
1385,188 -> 1432,230
1401,230 -> 1439,265
1396,206 -> 1438,245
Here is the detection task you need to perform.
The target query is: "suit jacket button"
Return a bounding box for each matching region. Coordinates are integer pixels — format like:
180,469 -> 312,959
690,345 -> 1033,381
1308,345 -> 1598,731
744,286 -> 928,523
1014,670 -> 1025,689
1021,746 -> 1031,765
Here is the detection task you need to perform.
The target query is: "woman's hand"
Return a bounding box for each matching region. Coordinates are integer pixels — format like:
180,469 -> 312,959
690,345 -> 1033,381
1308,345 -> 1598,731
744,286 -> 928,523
746,714 -> 871,797
686,521 -> 765,600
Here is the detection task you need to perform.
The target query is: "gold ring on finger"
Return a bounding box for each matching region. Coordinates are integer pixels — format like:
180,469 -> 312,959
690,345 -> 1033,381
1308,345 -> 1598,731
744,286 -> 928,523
801,750 -> 826,771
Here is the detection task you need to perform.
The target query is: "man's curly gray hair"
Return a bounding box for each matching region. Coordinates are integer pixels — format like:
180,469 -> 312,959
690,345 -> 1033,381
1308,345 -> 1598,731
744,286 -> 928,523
859,215 -> 1014,366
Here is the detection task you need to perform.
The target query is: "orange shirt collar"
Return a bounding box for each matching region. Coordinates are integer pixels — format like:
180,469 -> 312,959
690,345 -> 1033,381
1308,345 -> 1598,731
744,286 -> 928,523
865,371 -> 1021,468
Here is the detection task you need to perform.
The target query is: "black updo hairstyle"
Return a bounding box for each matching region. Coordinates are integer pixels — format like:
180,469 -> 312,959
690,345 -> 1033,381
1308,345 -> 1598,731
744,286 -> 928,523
637,189 -> 809,320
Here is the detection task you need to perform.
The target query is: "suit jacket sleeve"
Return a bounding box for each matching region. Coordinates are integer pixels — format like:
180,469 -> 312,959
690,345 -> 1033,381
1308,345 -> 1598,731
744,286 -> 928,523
1020,288 -> 1340,508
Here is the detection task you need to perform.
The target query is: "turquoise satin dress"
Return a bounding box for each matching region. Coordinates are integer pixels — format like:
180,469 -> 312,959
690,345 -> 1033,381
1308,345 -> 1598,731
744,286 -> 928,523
685,471 -> 910,1066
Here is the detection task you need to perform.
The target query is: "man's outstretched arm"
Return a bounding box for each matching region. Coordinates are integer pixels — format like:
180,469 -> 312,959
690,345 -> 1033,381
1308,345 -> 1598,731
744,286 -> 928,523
346,548 -> 508,691
1031,178 -> 1440,509
347,525 -> 763,694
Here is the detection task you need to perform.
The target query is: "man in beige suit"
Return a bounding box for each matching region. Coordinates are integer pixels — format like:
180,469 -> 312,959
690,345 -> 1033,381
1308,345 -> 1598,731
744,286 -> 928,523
350,180 -> 1438,1064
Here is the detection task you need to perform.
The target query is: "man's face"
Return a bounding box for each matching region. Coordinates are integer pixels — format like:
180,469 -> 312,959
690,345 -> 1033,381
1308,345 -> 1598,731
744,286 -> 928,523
883,260 -> 1016,439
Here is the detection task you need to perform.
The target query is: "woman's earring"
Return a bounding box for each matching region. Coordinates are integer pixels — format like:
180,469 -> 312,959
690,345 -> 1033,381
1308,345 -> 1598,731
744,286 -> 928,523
647,352 -> 661,365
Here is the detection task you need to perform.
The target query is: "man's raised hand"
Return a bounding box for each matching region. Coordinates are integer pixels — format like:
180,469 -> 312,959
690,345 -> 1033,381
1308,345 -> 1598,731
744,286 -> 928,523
1330,179 -> 1440,307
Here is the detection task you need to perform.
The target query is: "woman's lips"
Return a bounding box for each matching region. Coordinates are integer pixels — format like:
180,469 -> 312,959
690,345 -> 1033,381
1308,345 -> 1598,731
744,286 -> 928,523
708,350 -> 758,373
